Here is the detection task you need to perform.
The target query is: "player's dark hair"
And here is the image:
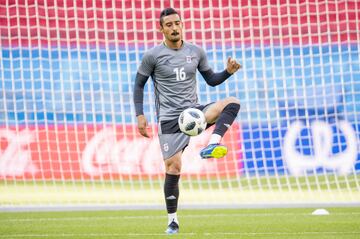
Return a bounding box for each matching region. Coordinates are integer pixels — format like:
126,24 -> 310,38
159,8 -> 180,26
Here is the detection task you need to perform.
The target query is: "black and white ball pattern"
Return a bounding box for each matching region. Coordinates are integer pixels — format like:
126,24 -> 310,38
178,108 -> 207,136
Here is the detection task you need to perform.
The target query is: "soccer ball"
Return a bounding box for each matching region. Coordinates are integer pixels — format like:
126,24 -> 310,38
178,108 -> 207,136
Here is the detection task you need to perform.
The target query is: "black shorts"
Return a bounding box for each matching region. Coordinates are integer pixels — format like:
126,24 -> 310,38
159,103 -> 215,134
158,103 -> 214,160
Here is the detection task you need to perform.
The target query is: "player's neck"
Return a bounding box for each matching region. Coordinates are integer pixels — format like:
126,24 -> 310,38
164,40 -> 183,50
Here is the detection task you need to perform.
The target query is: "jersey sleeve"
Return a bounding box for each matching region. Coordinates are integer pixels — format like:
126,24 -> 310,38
197,47 -> 212,72
137,50 -> 156,77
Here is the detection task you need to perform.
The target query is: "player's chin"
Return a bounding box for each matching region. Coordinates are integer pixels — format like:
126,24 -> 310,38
170,36 -> 181,42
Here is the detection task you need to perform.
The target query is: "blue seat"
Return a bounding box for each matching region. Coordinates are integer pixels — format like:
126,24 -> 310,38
279,84 -> 344,124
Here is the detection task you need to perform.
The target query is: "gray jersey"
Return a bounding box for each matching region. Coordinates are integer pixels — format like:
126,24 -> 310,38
138,42 -> 211,121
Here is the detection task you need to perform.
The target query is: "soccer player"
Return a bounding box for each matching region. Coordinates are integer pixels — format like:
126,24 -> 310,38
133,8 -> 241,234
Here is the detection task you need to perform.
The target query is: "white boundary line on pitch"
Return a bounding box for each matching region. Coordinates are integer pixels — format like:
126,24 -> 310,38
0,231 -> 360,238
2,202 -> 360,212
1,212 -> 360,222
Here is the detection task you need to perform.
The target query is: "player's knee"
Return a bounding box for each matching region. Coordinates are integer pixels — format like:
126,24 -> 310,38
165,159 -> 181,174
224,102 -> 240,118
224,97 -> 240,114
166,165 -> 181,175
227,96 -> 241,106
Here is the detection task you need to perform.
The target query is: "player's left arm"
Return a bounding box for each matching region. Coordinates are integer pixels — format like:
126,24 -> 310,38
226,56 -> 242,74
197,45 -> 241,86
200,57 -> 241,87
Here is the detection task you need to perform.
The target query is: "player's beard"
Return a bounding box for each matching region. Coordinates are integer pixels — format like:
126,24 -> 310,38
169,32 -> 181,42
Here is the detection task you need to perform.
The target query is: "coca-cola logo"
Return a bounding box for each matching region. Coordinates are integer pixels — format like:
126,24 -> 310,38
0,129 -> 37,176
81,128 -> 217,176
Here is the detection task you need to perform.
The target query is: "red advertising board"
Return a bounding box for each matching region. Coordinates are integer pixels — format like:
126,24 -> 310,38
0,124 -> 242,180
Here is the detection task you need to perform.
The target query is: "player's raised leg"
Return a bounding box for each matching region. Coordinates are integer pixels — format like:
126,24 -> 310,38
200,97 -> 240,159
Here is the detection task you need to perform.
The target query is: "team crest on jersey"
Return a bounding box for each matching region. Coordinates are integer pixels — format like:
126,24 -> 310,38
163,143 -> 169,152
186,56 -> 193,63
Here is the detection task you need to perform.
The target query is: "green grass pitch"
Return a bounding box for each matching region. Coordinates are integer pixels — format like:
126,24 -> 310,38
1,207 -> 360,239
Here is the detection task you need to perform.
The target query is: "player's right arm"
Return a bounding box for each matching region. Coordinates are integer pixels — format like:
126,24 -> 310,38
133,73 -> 150,137
133,50 -> 155,138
